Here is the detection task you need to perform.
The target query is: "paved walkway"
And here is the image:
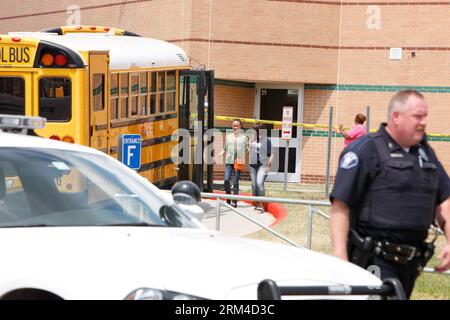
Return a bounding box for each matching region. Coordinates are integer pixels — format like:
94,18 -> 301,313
198,199 -> 276,236
163,190 -> 276,236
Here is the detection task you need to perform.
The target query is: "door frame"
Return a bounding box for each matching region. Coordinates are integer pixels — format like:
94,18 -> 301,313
88,51 -> 109,153
254,83 -> 304,183
179,70 -> 215,191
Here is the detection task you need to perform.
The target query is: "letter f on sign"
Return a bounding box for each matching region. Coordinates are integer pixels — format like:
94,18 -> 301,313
127,145 -> 136,166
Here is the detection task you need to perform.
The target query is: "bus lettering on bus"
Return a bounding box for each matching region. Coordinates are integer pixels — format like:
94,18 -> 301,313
0,46 -> 31,64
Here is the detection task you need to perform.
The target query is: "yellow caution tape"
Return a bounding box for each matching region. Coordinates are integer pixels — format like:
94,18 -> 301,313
193,114 -> 450,138
215,115 -> 332,130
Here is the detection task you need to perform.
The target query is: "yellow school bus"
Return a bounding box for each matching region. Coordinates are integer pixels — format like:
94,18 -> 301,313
0,26 -> 192,188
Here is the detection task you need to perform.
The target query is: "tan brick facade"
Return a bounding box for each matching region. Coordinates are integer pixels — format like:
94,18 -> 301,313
1,0 -> 449,183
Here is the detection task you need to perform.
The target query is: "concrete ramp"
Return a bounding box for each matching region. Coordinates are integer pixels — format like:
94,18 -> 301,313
199,199 -> 276,236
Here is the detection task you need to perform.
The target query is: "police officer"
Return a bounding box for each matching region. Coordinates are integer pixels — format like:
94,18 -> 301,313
330,90 -> 450,299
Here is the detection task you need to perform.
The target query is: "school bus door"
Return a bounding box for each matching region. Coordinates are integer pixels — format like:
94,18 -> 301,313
89,52 -> 109,153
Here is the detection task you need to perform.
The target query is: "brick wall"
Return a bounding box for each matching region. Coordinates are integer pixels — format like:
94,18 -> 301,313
301,87 -> 450,183
0,0 -> 193,42
1,0 -> 450,182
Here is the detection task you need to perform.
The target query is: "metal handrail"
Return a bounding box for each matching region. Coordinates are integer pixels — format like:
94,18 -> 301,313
201,192 -> 330,206
423,268 -> 450,276
201,192 -> 448,277
217,199 -> 302,248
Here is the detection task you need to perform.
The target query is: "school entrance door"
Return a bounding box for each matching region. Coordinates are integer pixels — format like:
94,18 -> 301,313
255,85 -> 303,183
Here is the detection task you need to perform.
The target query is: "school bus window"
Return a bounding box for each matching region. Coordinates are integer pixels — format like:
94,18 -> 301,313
120,73 -> 129,119
167,71 -> 176,112
150,72 -> 156,114
130,74 -> 139,117
39,78 -> 71,121
110,73 -> 119,120
93,74 -> 105,111
0,77 -> 25,115
139,72 -> 148,116
158,71 -> 165,113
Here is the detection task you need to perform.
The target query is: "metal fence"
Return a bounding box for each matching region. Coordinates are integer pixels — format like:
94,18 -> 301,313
200,192 -> 450,277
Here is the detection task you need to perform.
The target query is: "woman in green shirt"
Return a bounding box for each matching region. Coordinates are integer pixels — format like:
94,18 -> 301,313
216,119 -> 248,207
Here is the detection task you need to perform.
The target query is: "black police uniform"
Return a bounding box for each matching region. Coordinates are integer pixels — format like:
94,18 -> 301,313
330,123 -> 450,298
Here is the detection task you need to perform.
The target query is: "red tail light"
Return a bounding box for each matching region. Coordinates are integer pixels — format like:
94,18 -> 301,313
62,135 -> 74,143
41,53 -> 54,66
55,53 -> 67,67
49,135 -> 61,141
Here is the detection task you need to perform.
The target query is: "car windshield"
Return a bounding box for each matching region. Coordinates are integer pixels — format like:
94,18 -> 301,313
0,147 -> 197,228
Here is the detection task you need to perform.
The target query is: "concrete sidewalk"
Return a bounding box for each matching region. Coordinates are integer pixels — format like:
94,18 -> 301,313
163,190 -> 276,236
199,199 -> 276,236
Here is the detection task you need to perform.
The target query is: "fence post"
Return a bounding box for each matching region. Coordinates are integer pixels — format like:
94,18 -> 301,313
307,205 -> 313,249
284,139 -> 289,192
325,106 -> 333,198
215,198 -> 221,231
366,106 -> 370,134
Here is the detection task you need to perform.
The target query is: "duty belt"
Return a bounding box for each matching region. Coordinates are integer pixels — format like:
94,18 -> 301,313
375,241 -> 422,265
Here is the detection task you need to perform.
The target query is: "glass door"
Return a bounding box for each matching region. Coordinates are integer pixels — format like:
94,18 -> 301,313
258,87 -> 302,183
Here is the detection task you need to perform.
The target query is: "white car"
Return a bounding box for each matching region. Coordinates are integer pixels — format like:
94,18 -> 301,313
0,115 -> 389,300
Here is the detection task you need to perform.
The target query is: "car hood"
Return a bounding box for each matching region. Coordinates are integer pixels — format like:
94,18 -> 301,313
0,227 -> 381,299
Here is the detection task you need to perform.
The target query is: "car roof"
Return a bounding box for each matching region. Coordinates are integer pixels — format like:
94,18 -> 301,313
0,131 -> 103,155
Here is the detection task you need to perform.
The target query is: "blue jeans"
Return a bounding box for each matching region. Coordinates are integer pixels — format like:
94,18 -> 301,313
224,164 -> 240,198
250,164 -> 270,197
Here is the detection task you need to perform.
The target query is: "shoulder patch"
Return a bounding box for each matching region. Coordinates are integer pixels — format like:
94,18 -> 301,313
340,151 -> 359,169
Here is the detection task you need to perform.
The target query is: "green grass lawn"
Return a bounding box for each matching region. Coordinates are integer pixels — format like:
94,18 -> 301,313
241,182 -> 450,300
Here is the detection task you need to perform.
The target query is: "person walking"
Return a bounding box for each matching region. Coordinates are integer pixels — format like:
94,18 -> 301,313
216,119 -> 248,207
330,90 -> 450,299
249,123 -> 273,212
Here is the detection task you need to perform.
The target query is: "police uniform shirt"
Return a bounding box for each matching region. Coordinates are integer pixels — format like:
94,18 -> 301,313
330,123 -> 450,244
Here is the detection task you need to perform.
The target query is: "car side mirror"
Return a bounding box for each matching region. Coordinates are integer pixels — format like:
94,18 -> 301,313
171,181 -> 200,205
171,181 -> 204,221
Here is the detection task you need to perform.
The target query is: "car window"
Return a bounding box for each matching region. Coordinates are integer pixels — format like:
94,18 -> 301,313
0,147 -> 196,228
0,162 -> 32,219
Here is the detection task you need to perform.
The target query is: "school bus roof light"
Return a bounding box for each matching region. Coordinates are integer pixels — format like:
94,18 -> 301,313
41,53 -> 54,67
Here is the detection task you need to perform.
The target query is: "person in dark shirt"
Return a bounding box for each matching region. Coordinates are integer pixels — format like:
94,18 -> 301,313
330,90 -> 450,298
249,123 -> 273,212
